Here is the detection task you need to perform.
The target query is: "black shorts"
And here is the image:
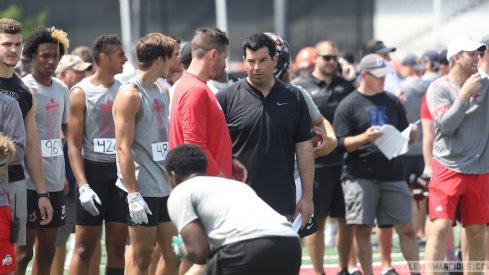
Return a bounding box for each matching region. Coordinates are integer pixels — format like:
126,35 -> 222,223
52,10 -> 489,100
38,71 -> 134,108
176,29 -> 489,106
27,189 -> 65,228
204,236 -> 301,275
76,159 -> 128,225
128,196 -> 171,227
313,165 -> 345,218
400,155 -> 424,183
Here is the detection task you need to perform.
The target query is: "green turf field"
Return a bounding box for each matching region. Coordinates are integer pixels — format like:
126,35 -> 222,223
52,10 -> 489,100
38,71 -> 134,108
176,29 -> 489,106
24,222 -> 462,274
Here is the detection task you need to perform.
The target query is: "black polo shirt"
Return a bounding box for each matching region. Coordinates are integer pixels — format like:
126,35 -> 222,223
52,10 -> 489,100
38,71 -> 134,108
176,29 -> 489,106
292,74 -> 355,167
216,78 -> 312,216
0,74 -> 33,182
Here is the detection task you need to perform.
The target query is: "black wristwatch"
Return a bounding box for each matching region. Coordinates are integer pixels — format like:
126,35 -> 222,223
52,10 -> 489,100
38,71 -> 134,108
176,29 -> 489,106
38,192 -> 50,200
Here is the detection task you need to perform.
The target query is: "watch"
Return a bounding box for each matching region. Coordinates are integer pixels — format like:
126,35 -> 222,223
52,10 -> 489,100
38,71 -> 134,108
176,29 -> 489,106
38,192 -> 50,199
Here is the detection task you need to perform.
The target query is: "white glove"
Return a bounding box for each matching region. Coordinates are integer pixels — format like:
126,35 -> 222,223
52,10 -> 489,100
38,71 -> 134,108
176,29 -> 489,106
79,184 -> 101,216
127,192 -> 152,224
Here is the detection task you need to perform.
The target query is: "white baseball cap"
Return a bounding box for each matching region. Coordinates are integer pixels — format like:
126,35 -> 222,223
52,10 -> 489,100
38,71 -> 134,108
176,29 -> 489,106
446,36 -> 486,61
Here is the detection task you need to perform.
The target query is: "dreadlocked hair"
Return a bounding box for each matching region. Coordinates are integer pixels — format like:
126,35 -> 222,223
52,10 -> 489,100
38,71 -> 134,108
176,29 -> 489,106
22,26 -> 69,61
0,134 -> 16,165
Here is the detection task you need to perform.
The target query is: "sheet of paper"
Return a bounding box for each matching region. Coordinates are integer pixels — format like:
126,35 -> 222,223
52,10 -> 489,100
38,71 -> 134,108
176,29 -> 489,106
374,124 -> 409,160
292,213 -> 302,232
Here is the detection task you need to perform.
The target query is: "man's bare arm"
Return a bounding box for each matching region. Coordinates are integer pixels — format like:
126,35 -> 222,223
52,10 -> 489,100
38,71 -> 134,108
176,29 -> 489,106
113,84 -> 140,193
24,91 -> 53,224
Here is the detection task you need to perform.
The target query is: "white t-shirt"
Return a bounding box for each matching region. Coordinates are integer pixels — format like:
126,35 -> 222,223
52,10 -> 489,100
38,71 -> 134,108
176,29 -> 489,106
167,176 -> 298,249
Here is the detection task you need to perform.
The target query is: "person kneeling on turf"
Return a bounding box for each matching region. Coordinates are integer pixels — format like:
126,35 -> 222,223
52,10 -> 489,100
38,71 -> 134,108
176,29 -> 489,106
165,144 -> 301,275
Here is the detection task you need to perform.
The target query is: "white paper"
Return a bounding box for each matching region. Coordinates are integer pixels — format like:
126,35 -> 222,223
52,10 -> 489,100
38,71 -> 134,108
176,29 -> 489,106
374,124 -> 409,160
292,213 -> 302,232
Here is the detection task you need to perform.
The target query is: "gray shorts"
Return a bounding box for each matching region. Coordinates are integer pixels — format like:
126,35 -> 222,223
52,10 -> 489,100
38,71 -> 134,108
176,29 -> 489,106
8,179 -> 27,246
342,178 -> 412,226
55,197 -> 76,246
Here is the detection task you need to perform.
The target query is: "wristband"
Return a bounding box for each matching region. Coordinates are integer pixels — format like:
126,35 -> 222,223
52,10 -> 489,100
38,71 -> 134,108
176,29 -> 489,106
38,192 -> 50,200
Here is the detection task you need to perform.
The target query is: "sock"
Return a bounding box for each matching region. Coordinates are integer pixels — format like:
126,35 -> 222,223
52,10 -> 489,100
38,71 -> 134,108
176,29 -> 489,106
106,267 -> 124,275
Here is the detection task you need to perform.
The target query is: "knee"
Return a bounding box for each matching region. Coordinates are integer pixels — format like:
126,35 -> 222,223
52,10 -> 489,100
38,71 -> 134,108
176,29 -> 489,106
73,242 -> 96,260
466,226 -> 486,244
428,220 -> 452,238
106,240 -> 126,261
396,224 -> 416,238
133,249 -> 153,269
15,247 -> 34,266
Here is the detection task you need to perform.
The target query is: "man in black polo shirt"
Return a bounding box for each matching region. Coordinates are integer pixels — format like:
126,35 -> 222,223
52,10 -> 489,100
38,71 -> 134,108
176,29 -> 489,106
216,33 -> 314,229
292,40 -> 356,275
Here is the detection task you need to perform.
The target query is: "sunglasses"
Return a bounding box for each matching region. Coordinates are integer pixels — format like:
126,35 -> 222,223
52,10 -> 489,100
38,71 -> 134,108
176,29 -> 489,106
318,55 -> 338,62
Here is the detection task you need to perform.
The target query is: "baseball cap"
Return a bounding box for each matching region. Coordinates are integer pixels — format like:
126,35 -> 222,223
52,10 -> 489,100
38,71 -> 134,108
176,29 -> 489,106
56,55 -> 92,74
439,49 -> 449,66
359,54 -> 388,78
365,40 -> 396,55
446,36 -> 486,61
421,50 -> 440,69
481,34 -> 489,46
401,54 -> 424,72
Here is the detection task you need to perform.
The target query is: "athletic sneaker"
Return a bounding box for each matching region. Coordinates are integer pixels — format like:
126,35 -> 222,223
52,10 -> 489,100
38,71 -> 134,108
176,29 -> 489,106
381,268 -> 399,275
338,268 -> 363,275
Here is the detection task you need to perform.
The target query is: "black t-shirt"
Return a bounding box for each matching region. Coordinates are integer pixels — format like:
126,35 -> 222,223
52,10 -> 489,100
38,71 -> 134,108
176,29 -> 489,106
0,74 -> 33,182
292,74 -> 355,167
216,78 -> 313,216
333,90 -> 408,181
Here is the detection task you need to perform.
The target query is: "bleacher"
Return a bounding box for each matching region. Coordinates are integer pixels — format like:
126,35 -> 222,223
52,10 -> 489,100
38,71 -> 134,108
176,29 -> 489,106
374,0 -> 489,59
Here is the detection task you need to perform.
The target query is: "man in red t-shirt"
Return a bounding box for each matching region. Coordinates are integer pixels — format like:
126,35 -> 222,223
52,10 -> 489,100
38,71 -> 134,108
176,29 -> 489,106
169,27 -> 246,181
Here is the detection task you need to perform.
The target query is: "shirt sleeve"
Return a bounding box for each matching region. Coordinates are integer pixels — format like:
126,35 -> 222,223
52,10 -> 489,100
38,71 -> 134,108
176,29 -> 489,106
179,87 -> 222,176
333,100 -> 352,149
420,94 -> 432,120
167,185 -> 198,232
426,81 -> 468,136
396,98 -> 409,131
294,90 -> 313,143
296,85 -> 321,122
62,85 -> 70,124
2,101 -> 26,164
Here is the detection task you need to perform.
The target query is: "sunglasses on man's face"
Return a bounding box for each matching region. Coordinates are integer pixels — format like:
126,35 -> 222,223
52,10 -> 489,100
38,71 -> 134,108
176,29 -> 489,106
318,55 -> 338,62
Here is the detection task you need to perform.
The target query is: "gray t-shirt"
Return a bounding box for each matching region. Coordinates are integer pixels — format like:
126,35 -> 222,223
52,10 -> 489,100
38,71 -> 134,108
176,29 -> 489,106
23,75 -> 69,192
400,77 -> 425,156
293,84 -> 321,179
426,76 -> 489,173
73,77 -> 120,162
0,93 -> 26,206
167,176 -> 298,249
116,78 -> 170,197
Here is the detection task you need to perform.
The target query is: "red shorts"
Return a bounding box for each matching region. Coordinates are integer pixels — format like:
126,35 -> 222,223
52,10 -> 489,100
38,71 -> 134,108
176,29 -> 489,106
0,206 -> 15,274
429,159 -> 489,226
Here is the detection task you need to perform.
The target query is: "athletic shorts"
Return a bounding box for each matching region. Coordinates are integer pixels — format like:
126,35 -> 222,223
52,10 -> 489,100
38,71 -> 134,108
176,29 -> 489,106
76,159 -> 128,225
8,179 -> 27,246
204,236 -> 301,275
27,190 -> 65,228
429,159 -> 489,226
312,165 -> 345,218
342,178 -> 412,226
128,196 -> 170,227
0,206 -> 15,274
55,197 -> 75,246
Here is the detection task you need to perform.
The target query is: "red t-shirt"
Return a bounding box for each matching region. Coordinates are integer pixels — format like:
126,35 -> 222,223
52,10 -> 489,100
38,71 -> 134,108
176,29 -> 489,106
420,94 -> 432,120
169,72 -> 233,178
